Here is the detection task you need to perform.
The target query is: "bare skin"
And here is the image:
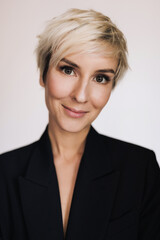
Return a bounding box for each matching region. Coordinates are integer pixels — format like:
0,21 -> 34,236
53,154 -> 82,236
48,121 -> 89,236
41,52 -> 117,236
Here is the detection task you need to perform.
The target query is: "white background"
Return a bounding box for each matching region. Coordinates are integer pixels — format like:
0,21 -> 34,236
0,0 -> 160,165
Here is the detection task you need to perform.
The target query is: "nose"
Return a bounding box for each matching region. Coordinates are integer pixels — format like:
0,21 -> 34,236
71,77 -> 89,103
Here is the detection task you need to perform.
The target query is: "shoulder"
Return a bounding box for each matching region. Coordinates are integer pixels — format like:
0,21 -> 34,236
0,141 -> 38,177
0,140 -> 38,161
99,132 -> 155,155
97,131 -> 158,170
95,132 -> 160,193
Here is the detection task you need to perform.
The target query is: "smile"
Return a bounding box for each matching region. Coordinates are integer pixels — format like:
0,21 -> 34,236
62,105 -> 89,118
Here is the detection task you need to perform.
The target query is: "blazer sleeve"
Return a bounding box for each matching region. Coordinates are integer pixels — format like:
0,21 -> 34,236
138,151 -> 160,240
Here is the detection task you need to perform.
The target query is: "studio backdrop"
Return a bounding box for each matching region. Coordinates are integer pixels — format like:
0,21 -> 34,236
0,0 -> 160,164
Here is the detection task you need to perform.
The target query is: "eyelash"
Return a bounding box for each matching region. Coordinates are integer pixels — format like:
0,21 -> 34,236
93,75 -> 110,84
59,66 -> 75,76
59,65 -> 111,84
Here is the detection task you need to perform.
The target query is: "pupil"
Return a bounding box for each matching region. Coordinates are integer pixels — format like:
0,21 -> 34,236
97,76 -> 103,82
65,68 -> 72,74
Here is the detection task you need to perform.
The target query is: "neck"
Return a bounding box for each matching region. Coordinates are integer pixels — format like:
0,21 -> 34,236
48,120 -> 90,162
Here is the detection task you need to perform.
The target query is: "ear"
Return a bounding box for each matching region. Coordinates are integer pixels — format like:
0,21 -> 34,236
39,75 -> 45,87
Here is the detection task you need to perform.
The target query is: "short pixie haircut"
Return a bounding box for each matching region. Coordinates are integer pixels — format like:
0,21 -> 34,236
35,8 -> 128,87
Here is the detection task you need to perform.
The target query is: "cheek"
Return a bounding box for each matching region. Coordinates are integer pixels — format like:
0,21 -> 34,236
46,75 -> 73,99
90,86 -> 112,109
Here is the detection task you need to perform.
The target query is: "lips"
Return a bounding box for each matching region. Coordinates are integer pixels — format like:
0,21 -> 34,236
62,105 -> 88,113
62,104 -> 89,118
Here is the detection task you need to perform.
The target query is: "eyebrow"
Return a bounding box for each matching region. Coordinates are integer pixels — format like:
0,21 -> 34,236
61,58 -> 79,68
95,69 -> 115,74
61,58 -> 115,74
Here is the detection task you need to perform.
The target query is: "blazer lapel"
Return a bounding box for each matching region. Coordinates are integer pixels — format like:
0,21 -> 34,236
18,127 -> 64,240
65,127 -> 120,240
18,126 -> 120,240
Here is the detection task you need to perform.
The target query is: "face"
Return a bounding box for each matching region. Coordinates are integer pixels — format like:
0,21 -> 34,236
40,52 -> 118,134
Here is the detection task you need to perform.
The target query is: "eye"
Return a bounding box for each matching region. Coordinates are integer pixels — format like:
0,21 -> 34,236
94,74 -> 111,84
59,66 -> 75,76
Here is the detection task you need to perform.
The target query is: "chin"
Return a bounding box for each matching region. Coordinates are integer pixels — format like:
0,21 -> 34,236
58,119 -> 91,134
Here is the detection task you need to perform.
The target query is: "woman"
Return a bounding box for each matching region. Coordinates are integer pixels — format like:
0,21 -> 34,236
0,8 -> 160,240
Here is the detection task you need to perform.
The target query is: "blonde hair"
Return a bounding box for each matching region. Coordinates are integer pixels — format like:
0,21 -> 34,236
35,8 -> 128,87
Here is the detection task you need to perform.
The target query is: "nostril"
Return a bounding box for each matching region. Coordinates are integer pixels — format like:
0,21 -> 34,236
73,89 -> 88,103
72,96 -> 88,104
73,81 -> 89,102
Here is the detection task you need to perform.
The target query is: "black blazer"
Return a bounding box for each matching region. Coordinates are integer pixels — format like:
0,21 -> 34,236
0,126 -> 160,240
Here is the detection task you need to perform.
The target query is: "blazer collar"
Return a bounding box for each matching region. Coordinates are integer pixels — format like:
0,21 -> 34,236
24,125 -> 113,185
18,125 -> 120,240
23,125 -> 53,187
83,125 -> 113,179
